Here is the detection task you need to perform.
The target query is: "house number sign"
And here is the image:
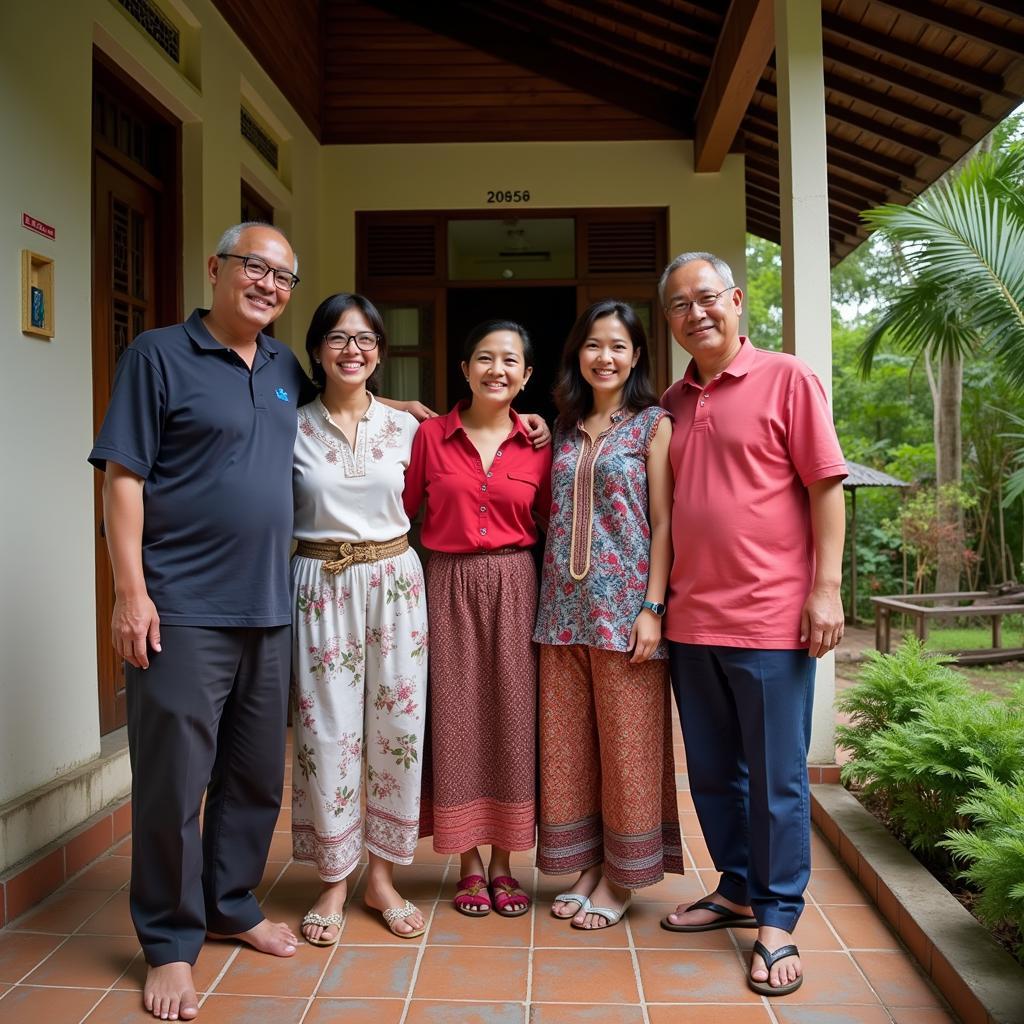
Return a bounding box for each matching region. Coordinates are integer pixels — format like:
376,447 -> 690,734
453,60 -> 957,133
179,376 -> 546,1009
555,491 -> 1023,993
486,190 -> 531,203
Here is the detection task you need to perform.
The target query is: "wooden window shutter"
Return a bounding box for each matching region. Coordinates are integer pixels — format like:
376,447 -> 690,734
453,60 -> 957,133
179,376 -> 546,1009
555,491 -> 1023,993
364,221 -> 439,280
581,214 -> 663,278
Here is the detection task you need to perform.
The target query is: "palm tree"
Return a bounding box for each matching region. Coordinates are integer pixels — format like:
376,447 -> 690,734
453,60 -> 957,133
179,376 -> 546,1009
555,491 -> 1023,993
857,136 -> 1024,591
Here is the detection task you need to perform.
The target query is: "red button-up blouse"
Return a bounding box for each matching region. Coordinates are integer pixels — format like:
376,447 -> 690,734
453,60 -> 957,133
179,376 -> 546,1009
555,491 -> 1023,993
403,402 -> 552,553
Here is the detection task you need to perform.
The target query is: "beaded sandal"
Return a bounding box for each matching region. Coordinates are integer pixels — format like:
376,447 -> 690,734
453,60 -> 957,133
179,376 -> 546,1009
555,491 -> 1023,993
380,899 -> 426,938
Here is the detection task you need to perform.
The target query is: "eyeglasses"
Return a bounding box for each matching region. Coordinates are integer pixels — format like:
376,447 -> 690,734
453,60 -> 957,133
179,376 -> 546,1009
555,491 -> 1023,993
218,252 -> 300,291
665,287 -> 735,318
323,331 -> 380,351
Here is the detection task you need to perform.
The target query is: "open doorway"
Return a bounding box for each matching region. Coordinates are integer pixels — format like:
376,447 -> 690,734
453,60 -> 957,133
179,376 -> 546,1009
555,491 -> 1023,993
446,286 -> 577,424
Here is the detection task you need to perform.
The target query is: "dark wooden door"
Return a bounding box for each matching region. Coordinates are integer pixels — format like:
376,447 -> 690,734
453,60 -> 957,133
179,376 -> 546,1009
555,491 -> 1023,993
92,60 -> 179,734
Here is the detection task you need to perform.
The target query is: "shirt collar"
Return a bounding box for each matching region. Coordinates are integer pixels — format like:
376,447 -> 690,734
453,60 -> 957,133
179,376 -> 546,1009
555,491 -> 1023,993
316,392 -> 375,426
682,335 -> 755,388
575,407 -> 630,433
185,308 -> 277,357
442,399 -> 530,442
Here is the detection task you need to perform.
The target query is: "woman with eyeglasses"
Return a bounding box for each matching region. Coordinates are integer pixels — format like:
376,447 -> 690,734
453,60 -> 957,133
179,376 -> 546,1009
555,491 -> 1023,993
534,300 -> 683,930
289,293 -> 429,945
403,320 -> 551,920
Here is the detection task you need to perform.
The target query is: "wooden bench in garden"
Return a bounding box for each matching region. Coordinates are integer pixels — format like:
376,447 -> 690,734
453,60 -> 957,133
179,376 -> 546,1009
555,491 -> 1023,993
871,590 -> 1024,665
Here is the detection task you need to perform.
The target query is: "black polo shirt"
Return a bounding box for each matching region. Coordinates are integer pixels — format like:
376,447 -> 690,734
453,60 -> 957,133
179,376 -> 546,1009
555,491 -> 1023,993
89,309 -> 313,627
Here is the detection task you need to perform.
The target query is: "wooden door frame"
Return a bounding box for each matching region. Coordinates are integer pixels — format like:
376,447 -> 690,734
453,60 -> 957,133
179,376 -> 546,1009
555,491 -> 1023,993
91,50 -> 182,735
357,207 -> 669,409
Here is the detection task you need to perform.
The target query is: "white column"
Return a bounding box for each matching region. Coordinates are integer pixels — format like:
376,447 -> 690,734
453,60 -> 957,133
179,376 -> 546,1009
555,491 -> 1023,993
775,0 -> 836,765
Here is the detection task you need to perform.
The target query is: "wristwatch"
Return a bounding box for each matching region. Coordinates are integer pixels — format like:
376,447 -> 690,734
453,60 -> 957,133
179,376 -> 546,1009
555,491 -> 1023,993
641,600 -> 666,616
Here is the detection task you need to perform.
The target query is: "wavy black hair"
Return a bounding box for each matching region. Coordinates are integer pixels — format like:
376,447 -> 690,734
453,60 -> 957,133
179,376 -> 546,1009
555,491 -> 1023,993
553,300 -> 658,429
304,292 -> 388,395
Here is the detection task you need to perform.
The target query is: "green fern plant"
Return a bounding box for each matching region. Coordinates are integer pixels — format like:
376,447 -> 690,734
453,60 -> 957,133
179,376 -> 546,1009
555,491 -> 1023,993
836,638 -> 969,765
842,689 -> 1024,856
941,766 -> 1024,959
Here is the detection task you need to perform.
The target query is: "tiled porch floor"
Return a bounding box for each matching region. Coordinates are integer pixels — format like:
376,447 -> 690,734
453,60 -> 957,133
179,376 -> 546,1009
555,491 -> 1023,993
0,728 -> 958,1023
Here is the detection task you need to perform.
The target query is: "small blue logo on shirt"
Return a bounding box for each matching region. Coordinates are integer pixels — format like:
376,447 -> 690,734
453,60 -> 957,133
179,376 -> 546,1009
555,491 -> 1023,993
275,388 -> 289,402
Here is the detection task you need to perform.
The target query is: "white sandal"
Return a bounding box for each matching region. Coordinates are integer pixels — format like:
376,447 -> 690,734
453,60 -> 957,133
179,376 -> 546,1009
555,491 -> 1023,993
301,909 -> 343,947
380,899 -> 426,938
552,891 -> 592,918
570,897 -> 631,930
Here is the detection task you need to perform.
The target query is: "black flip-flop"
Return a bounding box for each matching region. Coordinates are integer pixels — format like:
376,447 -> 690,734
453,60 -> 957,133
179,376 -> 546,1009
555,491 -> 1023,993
747,940 -> 803,996
660,898 -> 758,932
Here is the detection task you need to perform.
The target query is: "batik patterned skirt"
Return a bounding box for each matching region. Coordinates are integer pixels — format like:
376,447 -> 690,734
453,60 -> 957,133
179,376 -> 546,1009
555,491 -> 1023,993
420,547 -> 538,853
537,643 -> 684,889
290,548 -> 428,882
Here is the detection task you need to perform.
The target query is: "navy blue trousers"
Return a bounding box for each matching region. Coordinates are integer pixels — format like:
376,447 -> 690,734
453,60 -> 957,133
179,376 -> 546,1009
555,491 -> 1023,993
668,643 -> 815,932
126,624 -> 291,966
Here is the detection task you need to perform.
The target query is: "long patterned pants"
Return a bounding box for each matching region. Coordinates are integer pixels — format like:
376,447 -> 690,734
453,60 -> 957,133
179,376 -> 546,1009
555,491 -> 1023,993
538,644 -> 685,890
291,548 -> 428,882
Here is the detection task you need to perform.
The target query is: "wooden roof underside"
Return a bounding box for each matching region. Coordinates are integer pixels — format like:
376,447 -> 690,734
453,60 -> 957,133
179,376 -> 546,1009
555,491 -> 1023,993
212,0 -> 1024,262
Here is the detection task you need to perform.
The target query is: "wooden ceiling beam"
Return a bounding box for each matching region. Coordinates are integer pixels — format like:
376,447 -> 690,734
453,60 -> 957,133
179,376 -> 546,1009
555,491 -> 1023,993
872,0 -> 1024,58
821,70 -> 964,138
362,0 -> 690,130
562,0 -> 712,69
486,0 -> 699,92
615,0 -> 721,37
819,10 -> 1003,94
694,0 -> 775,172
744,136 -> 902,195
821,39 -> 985,116
742,110 -> 922,182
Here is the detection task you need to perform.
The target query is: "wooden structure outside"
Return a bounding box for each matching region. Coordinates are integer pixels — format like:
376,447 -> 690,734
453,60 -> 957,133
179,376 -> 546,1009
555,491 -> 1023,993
871,591 -> 1024,664
213,0 -> 1024,262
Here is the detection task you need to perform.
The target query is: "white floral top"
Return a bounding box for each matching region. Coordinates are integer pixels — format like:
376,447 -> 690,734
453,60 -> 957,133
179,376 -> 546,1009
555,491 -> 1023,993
293,395 -> 418,543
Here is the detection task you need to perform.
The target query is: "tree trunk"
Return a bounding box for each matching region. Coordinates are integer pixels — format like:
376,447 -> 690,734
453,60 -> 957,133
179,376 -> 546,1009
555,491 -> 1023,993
928,350 -> 964,594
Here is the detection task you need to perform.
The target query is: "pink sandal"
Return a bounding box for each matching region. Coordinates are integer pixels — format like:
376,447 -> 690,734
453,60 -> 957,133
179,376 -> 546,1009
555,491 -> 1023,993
489,875 -> 531,918
454,874 -> 492,916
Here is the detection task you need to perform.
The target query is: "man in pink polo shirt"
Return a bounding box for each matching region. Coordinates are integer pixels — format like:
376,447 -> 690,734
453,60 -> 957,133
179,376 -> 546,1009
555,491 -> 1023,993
656,252 -> 846,997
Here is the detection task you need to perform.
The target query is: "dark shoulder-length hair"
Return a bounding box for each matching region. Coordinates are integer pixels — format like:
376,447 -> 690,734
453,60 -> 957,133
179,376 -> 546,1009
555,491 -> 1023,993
553,299 -> 658,429
304,292 -> 388,395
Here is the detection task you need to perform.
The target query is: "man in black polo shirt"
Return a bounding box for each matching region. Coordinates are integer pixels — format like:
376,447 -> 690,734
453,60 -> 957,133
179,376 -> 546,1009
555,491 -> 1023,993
89,223 -> 308,1021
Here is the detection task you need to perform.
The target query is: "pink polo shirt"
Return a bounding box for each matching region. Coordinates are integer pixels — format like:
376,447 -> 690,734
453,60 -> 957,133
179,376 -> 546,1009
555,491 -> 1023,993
661,338 -> 846,649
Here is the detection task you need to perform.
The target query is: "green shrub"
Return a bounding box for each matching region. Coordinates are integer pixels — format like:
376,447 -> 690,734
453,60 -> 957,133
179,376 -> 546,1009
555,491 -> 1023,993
941,766 -> 1024,959
836,638 -> 969,764
842,687 -> 1024,856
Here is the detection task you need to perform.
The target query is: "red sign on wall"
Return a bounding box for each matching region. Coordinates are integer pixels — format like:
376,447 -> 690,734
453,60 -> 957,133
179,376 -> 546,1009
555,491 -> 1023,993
22,213 -> 55,240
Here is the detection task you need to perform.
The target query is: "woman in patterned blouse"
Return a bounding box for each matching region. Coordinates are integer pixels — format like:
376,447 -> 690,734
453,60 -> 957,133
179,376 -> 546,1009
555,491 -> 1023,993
290,294 -> 429,945
534,299 -> 684,929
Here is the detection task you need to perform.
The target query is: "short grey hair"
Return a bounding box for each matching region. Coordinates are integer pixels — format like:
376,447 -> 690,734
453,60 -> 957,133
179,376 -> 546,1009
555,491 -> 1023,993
215,221 -> 298,273
658,251 -> 736,306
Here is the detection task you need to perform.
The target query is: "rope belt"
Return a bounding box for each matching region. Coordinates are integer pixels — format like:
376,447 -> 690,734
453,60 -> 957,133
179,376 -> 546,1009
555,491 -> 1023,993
295,534 -> 409,575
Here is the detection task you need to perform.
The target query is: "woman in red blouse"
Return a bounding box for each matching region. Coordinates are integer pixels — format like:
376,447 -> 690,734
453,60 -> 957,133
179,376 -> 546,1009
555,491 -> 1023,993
404,319 -> 551,919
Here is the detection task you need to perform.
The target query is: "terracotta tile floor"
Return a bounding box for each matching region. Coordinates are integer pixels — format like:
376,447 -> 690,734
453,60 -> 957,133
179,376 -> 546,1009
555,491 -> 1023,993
0,730 -> 959,1023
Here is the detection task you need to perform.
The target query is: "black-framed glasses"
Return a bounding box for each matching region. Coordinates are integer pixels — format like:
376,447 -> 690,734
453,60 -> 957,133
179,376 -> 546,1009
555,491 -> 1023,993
665,286 -> 735,318
218,252 -> 300,291
323,331 -> 380,351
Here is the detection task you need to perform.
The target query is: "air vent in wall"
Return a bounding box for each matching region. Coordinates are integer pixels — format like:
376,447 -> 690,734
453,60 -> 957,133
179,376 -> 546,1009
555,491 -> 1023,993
585,220 -> 659,275
241,108 -> 279,172
116,0 -> 180,63
366,224 -> 437,278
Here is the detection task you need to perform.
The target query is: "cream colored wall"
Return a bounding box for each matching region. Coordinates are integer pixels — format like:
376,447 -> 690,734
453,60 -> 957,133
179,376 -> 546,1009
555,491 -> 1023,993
0,0 -> 320,813
317,140 -> 747,380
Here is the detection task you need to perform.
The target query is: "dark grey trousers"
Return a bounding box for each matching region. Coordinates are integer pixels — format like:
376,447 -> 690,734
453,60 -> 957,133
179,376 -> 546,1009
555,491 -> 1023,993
125,624 -> 291,966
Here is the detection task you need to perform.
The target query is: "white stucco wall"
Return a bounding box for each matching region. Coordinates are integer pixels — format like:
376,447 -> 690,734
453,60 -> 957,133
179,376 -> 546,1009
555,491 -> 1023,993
0,0 -> 320,811
317,140 -> 748,381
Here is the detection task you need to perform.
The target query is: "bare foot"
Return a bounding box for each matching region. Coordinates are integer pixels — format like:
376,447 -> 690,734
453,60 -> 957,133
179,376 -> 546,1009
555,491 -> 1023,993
751,925 -> 802,989
208,917 -> 298,956
144,961 -> 198,1021
664,890 -> 752,928
365,880 -> 425,936
573,875 -> 629,929
552,864 -> 602,919
301,880 -> 347,945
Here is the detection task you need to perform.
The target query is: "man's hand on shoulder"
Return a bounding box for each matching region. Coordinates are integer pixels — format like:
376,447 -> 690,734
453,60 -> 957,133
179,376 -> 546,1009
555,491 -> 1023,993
112,591 -> 162,670
377,397 -> 438,422
800,584 -> 843,658
521,413 -> 551,449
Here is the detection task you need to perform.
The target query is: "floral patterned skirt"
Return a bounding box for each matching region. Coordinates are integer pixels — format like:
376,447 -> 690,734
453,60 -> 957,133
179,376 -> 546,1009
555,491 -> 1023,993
419,548 -> 538,853
290,547 -> 428,882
